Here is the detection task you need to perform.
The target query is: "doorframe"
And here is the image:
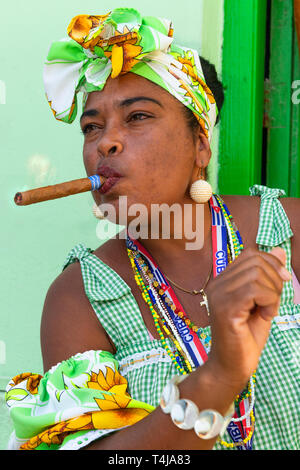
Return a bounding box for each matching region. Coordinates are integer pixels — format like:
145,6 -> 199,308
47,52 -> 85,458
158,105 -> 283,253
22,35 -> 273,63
218,0 -> 268,195
219,0 -> 300,197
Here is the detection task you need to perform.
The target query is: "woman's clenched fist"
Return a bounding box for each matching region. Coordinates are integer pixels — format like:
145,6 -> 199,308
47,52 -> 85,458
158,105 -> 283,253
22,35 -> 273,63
205,247 -> 291,390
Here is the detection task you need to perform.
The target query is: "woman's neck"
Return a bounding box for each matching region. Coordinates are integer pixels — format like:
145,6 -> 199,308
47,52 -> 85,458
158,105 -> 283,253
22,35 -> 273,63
132,201 -> 212,267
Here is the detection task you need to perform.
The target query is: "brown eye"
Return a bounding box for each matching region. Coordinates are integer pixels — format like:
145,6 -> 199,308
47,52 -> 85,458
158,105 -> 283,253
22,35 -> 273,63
81,124 -> 102,136
128,112 -> 151,122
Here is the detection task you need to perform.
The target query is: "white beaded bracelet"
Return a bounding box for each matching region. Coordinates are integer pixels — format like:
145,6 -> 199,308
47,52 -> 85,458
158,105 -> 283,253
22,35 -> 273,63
160,376 -> 234,440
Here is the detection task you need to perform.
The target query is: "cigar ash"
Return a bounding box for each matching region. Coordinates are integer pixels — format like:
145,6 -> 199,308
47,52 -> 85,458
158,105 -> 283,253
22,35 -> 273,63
14,193 -> 23,205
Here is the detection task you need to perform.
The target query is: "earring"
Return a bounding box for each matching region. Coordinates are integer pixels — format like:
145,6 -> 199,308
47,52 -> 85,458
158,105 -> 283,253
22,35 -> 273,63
189,167 -> 213,204
92,203 -> 105,219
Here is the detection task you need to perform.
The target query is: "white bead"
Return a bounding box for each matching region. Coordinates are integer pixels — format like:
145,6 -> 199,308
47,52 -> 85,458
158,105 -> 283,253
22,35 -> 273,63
189,179 -> 213,204
193,415 -> 211,435
160,382 -> 180,414
170,399 -> 199,430
170,374 -> 188,386
194,409 -> 224,439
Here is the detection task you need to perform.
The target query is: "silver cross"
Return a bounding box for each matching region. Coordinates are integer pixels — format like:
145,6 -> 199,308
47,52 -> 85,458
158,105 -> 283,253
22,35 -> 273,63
199,289 -> 210,316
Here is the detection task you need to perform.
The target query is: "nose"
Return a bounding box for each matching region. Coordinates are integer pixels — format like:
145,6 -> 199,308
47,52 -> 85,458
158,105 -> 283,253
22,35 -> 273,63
96,125 -> 124,158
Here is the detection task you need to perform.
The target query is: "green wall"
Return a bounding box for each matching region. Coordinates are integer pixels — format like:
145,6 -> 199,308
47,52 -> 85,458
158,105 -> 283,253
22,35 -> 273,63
0,0 -> 223,449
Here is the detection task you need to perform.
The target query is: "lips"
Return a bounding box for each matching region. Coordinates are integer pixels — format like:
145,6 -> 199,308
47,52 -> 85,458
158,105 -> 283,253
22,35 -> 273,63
97,165 -> 123,179
96,165 -> 123,194
99,176 -> 121,194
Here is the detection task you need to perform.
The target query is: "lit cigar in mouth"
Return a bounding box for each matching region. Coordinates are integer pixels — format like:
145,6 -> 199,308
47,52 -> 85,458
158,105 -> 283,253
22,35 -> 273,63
14,175 -> 105,206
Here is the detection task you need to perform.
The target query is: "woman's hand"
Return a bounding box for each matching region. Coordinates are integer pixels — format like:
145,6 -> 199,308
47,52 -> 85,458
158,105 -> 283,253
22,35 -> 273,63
205,247 -> 291,391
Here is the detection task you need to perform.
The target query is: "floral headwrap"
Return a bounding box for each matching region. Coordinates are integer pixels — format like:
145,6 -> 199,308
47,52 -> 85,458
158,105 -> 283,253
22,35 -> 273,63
44,8 -> 217,142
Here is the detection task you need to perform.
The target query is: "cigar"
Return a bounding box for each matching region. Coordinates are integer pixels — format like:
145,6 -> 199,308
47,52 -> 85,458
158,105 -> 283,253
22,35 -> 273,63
14,175 -> 105,206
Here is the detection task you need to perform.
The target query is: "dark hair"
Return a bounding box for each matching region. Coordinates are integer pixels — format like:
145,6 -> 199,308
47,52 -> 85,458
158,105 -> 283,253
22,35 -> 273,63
184,56 -> 224,131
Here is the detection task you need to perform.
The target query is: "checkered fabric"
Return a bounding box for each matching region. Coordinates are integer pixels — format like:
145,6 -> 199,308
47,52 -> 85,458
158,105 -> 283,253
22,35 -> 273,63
63,185 -> 300,450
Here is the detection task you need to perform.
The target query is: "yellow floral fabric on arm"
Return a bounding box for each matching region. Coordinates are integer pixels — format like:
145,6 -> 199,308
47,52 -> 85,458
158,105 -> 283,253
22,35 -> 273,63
5,350 -> 154,450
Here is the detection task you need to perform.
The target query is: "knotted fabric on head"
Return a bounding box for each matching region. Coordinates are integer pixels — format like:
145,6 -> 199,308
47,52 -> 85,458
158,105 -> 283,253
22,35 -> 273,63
44,8 -> 218,142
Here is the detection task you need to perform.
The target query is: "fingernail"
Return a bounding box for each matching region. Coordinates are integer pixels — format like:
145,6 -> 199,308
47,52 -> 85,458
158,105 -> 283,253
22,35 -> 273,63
279,267 -> 292,281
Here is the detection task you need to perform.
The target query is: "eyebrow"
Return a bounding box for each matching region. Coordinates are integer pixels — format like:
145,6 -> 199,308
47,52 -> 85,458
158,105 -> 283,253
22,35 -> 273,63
80,108 -> 99,122
80,96 -> 163,122
119,96 -> 163,108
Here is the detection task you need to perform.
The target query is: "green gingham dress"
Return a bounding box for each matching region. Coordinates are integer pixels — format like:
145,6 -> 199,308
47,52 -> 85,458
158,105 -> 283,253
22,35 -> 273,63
62,185 -> 300,450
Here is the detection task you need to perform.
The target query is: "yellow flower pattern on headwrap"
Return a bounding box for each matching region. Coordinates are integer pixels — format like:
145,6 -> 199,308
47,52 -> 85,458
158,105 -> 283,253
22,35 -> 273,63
43,7 -> 217,142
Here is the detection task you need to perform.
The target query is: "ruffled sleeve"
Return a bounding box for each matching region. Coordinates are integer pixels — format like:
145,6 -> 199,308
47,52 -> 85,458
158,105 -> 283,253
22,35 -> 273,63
249,185 -> 293,247
249,185 -> 294,306
5,350 -> 154,450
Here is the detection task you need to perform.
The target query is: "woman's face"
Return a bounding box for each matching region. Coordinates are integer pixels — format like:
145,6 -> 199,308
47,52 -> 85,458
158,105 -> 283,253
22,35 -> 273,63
81,73 -> 208,224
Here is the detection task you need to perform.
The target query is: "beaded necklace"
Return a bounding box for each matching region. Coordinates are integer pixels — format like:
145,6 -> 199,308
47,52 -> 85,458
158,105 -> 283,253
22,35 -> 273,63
126,195 -> 255,449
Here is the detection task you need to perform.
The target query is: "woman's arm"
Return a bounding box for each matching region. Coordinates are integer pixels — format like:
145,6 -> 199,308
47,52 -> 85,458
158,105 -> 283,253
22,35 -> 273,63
41,268 -> 240,450
40,246 -> 289,450
40,261 -> 115,372
41,261 -> 235,450
281,197 -> 300,278
85,362 -> 240,450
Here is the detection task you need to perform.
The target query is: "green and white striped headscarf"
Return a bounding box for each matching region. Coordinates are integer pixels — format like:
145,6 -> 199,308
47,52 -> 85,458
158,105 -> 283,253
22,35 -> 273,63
44,7 -> 218,142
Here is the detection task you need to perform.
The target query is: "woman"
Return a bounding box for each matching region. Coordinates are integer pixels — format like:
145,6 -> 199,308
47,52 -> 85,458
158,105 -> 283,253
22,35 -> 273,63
6,8 -> 300,450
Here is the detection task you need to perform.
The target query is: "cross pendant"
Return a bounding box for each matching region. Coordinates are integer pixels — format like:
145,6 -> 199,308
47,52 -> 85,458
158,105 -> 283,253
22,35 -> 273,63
199,289 -> 210,316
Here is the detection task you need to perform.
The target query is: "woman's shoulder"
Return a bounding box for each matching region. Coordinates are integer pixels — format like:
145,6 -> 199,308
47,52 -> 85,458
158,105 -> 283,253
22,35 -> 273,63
280,197 -> 300,231
61,231 -> 127,281
222,193 -> 260,215
280,198 -> 300,275
222,187 -> 299,213
40,239 -> 121,372
221,194 -> 260,248
222,192 -> 300,277
92,229 -> 131,275
222,192 -> 300,230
